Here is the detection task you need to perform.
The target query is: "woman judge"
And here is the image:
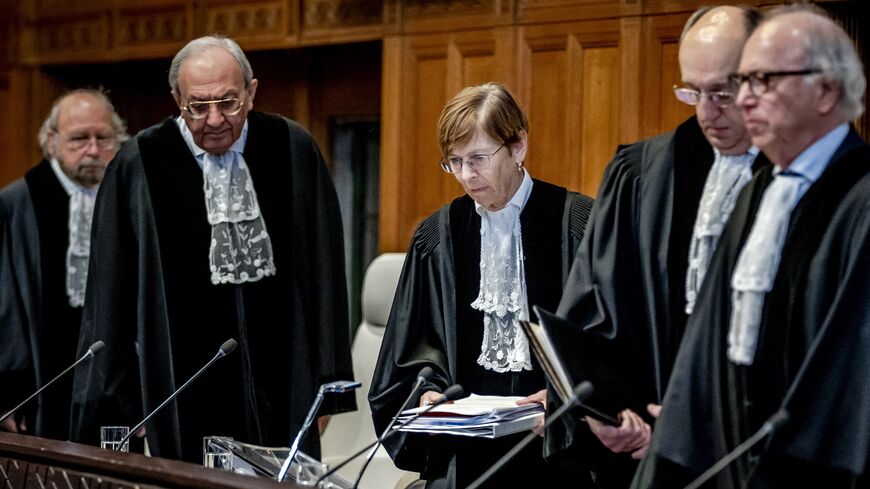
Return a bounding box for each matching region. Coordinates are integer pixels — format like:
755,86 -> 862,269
369,83 -> 594,488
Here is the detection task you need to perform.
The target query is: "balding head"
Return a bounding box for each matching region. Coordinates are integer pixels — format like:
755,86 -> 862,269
678,6 -> 758,154
736,6 -> 864,167
42,90 -> 127,188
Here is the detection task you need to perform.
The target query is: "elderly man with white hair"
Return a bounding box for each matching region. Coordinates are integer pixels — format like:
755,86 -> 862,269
635,4 -> 870,488
69,35 -> 355,463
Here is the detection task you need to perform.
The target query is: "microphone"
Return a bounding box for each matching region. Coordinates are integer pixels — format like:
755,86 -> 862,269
466,381 -> 595,489
315,384 -> 465,487
351,366 -> 434,489
114,338 -> 237,450
0,340 -> 105,425
683,409 -> 790,489
276,379 -> 363,482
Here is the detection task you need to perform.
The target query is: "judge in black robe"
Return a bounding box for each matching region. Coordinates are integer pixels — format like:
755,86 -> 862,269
369,83 -> 594,488
635,9 -> 870,486
1,90 -> 126,440
0,161 -> 84,439
69,108 -> 355,461
369,180 -> 593,488
636,130 -> 870,489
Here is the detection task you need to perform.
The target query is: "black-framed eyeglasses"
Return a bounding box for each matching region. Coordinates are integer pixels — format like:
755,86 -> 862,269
60,132 -> 117,152
673,85 -> 737,108
181,94 -> 245,120
439,143 -> 505,174
729,69 -> 822,97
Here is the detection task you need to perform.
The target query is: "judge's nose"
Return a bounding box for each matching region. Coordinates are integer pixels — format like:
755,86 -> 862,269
205,105 -> 227,127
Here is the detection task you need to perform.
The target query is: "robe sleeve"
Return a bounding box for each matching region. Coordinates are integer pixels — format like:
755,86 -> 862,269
0,183 -> 34,413
285,119 -> 356,416
544,145 -> 656,480
70,139 -> 173,452
368,212 -> 453,474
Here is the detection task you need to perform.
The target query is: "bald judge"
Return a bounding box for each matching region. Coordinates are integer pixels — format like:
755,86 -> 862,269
70,36 -> 355,462
547,6 -> 765,486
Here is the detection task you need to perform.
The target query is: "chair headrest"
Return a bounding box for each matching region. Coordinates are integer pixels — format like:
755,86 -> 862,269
362,253 -> 406,328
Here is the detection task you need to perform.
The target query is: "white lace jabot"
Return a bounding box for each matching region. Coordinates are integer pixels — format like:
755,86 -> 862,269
50,158 -> 97,307
684,147 -> 757,314
177,118 -> 277,285
728,123 -> 847,365
471,171 -> 534,373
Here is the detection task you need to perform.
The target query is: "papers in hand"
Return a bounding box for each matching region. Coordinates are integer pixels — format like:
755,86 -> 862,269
396,394 -> 544,439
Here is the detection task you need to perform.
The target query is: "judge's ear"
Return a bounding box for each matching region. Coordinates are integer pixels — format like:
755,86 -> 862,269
815,77 -> 841,116
245,79 -> 258,109
509,130 -> 528,164
171,90 -> 183,111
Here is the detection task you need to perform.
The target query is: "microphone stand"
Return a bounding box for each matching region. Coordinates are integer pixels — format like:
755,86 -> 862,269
115,339 -> 238,450
0,340 -> 105,425
683,409 -> 789,489
466,381 -> 594,489
315,384 -> 464,487
276,380 -> 362,482
351,369 -> 432,489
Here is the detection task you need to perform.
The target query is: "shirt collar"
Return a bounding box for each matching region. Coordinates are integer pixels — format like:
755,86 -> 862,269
176,116 -> 249,167
49,158 -> 94,196
773,123 -> 848,182
474,169 -> 534,216
712,145 -> 759,162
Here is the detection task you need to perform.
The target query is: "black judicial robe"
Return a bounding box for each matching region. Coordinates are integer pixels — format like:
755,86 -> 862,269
548,117 -> 748,483
0,160 -> 85,440
635,130 -> 870,488
368,179 -> 593,488
70,111 -> 355,462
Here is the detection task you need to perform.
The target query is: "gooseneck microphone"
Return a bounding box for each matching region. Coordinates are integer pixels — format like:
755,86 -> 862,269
466,381 -> 595,489
114,338 -> 238,450
351,366 -> 434,489
0,340 -> 105,425
315,384 -> 465,487
683,409 -> 789,489
275,379 -> 363,482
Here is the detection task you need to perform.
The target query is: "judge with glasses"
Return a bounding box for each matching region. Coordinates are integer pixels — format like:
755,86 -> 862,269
548,6 -> 770,487
69,35 -> 355,463
369,82 -> 594,488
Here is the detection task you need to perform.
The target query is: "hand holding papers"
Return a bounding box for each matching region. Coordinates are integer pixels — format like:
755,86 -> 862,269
397,394 -> 545,438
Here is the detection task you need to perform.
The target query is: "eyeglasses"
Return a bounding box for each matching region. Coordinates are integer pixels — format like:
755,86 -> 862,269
61,133 -> 117,152
440,143 -> 505,174
181,95 -> 245,120
729,69 -> 822,97
673,85 -> 737,108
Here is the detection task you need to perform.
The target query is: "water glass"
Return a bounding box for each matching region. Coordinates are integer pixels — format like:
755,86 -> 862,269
100,426 -> 130,452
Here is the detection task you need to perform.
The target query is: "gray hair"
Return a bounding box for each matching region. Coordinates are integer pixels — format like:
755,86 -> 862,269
168,35 -> 253,95
680,5 -> 762,43
38,88 -> 130,159
765,4 -> 865,121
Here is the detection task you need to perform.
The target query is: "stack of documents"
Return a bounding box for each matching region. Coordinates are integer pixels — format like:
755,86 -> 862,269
396,394 -> 544,439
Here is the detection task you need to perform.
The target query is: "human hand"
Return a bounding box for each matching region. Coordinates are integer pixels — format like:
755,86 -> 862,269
419,390 -> 447,408
625,404 -> 663,459
516,389 -> 547,437
586,408 -> 651,459
0,413 -> 26,434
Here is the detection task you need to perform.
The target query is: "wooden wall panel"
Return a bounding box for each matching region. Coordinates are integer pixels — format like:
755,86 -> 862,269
518,18 -> 620,198
639,12 -> 695,138
579,45 -> 621,197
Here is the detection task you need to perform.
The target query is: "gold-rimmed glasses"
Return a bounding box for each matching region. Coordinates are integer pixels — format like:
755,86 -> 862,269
181,94 -> 245,120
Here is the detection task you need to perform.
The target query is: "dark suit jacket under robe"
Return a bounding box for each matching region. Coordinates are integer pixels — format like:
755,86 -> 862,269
634,130 -> 870,488
0,160 -> 87,440
369,179 -> 593,489
70,111 -> 355,462
549,117 -> 767,487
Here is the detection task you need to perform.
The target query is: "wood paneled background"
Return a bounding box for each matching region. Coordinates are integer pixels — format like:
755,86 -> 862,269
0,0 -> 866,252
